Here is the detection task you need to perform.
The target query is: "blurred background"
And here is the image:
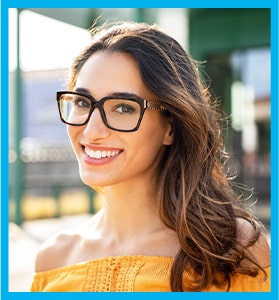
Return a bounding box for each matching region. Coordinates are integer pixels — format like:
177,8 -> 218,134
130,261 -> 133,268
8,8 -> 270,291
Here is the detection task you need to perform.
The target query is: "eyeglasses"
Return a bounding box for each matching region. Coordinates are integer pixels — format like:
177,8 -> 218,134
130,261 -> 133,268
56,91 -> 167,132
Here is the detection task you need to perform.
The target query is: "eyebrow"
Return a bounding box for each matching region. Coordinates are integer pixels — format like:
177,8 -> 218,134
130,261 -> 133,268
74,87 -> 91,95
74,87 -> 144,100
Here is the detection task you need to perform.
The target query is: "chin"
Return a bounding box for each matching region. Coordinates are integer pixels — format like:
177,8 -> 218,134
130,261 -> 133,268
80,175 -> 103,189
79,170 -> 113,189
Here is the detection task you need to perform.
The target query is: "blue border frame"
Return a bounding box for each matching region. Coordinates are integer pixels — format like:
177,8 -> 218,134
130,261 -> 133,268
0,0 -> 2,296
1,1 -> 278,300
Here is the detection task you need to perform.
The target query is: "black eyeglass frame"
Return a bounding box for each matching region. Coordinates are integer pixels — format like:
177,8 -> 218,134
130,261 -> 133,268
56,90 -> 167,132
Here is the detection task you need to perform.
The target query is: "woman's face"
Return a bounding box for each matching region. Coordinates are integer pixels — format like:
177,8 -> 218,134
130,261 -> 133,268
67,51 -> 173,189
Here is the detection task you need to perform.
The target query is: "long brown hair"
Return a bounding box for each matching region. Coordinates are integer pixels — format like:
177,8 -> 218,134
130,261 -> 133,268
68,21 -> 265,291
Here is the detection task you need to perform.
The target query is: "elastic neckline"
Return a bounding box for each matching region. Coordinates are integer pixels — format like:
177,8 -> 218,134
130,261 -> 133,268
35,255 -> 174,275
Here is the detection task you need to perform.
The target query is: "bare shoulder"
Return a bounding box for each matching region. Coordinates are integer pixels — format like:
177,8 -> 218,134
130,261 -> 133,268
34,215 -> 99,273
34,225 -> 82,272
236,217 -> 270,268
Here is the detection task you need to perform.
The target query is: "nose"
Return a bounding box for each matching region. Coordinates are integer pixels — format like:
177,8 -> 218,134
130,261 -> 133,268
83,108 -> 110,141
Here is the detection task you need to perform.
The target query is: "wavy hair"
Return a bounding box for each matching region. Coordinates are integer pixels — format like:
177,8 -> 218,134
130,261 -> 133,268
67,21 -> 265,291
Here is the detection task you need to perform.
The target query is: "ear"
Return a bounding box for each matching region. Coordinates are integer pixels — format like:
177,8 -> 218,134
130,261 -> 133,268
163,117 -> 174,146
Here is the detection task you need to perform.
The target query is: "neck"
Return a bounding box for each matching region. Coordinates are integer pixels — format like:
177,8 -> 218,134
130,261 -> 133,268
89,179 -> 179,259
97,180 -> 164,242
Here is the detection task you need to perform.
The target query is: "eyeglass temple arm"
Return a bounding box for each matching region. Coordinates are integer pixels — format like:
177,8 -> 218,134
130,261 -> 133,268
145,100 -> 167,112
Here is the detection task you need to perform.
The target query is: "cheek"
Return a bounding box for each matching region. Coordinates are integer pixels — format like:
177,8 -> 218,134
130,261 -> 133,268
131,119 -> 168,158
67,126 -> 74,142
67,126 -> 81,150
141,114 -> 171,144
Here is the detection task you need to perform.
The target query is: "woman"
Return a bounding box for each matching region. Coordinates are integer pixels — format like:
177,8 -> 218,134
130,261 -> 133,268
31,21 -> 270,292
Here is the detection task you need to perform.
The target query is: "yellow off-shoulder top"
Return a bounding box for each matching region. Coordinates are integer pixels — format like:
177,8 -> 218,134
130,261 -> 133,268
30,255 -> 270,292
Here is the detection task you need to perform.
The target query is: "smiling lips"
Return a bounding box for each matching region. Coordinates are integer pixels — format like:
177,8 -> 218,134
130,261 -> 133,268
84,147 -> 122,160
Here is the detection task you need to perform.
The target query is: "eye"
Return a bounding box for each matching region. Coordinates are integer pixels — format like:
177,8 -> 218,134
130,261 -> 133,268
104,99 -> 141,117
114,103 -> 136,114
73,96 -> 91,109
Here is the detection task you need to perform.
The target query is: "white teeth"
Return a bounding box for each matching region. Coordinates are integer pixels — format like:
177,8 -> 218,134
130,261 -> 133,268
85,147 -> 120,159
95,151 -> 102,159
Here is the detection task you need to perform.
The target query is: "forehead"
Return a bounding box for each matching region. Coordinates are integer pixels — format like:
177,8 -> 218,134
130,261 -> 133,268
74,51 -> 152,99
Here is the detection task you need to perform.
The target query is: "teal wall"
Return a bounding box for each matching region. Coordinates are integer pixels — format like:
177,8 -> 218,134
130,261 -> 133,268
189,9 -> 270,60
